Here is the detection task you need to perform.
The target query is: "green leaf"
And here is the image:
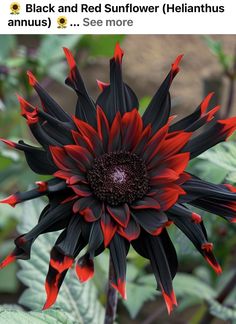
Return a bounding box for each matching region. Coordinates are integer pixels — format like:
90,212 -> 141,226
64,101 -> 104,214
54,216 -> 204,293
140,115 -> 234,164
198,141 -> 236,173
123,265 -> 158,319
204,36 -> 231,71
16,199 -> 104,324
209,300 -> 236,321
186,141 -> 236,183
0,306 -> 73,324
124,278 -> 158,319
174,273 -> 216,301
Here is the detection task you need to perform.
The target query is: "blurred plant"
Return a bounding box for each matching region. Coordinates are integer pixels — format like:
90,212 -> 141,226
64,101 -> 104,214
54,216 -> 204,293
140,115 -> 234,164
204,36 -> 236,118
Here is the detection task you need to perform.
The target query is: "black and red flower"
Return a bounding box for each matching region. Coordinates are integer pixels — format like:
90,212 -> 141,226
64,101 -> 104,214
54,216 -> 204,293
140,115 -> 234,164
1,44 -> 236,313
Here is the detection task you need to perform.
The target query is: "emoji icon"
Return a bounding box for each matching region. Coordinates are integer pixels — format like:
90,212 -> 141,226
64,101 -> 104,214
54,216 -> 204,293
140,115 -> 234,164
10,2 -> 21,14
57,16 -> 67,28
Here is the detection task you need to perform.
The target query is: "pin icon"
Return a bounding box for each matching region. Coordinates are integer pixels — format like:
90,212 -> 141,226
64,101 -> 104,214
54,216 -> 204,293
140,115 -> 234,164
57,16 -> 68,29
10,2 -> 21,14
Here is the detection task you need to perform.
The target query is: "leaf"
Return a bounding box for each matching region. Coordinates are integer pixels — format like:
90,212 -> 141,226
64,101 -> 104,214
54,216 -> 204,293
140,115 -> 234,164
187,159 -> 228,184
204,36 -> 231,71
123,266 -> 158,319
16,199 -> 104,324
124,278 -> 158,319
0,306 -> 73,324
174,273 -> 216,301
209,300 -> 236,321
199,141 -> 236,173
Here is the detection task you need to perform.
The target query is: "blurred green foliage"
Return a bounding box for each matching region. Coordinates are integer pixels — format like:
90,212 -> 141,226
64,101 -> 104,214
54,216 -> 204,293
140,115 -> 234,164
204,36 -> 233,72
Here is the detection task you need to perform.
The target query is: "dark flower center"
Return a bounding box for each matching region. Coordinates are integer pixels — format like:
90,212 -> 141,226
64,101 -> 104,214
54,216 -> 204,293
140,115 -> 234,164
87,152 -> 149,206
13,4 -> 18,9
60,18 -> 65,23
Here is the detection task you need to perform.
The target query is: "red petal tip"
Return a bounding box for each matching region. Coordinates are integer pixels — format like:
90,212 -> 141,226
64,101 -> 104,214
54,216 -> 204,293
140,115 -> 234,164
63,47 -> 76,70
218,117 -> 236,139
206,105 -> 221,122
162,289 -> 177,314
43,281 -> 59,310
171,54 -> 184,75
50,256 -> 74,274
165,221 -> 173,227
76,258 -> 94,283
191,212 -> 202,224
0,138 -> 16,148
202,242 -> 213,252
224,184 -> 236,193
200,92 -> 214,114
111,279 -> 127,299
17,95 -> 36,118
0,253 -> 16,270
96,79 -> 109,92
151,227 -> 164,236
27,70 -> 37,86
0,194 -> 18,207
204,255 -> 222,275
168,115 -> 177,123
26,113 -> 39,125
36,181 -> 48,192
114,43 -> 124,63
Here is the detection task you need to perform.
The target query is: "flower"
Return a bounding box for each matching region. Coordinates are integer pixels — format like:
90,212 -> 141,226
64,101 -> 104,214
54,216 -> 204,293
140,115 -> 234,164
1,43 -> 236,313
57,16 -> 67,28
10,2 -> 20,14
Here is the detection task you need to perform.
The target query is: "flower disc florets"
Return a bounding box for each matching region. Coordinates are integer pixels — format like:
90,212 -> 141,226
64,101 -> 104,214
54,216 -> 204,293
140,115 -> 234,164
87,152 -> 149,206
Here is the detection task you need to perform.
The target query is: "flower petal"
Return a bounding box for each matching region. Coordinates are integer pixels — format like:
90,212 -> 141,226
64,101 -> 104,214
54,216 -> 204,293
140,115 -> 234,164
132,209 -> 168,235
101,211 -> 117,247
63,47 -> 97,126
107,204 -> 130,228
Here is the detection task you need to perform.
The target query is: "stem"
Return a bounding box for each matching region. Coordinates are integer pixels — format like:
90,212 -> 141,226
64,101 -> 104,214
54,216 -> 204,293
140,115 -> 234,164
104,258 -> 118,324
200,271 -> 236,324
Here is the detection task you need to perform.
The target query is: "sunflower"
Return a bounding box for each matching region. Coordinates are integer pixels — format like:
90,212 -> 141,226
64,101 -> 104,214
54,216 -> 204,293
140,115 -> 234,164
1,44 -> 236,314
57,16 -> 67,28
10,2 -> 20,14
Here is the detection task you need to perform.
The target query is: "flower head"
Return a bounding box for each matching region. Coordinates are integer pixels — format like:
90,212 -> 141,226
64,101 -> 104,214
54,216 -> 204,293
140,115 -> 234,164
10,2 -> 20,14
57,16 -> 67,28
1,43 -> 236,313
